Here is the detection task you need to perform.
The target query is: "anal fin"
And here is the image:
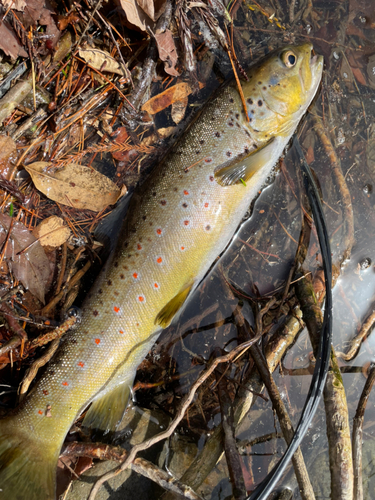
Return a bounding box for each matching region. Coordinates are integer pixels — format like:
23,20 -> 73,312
155,281 -> 194,328
82,379 -> 133,434
214,137 -> 276,186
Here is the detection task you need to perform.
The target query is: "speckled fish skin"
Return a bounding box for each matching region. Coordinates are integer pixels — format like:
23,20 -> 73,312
0,44 -> 323,500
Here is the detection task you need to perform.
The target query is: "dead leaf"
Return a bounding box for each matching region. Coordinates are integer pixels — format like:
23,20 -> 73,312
33,216 -> 71,247
78,48 -> 127,76
155,29 -> 180,77
0,0 -> 26,10
136,0 -> 166,22
141,81 -> 204,115
0,21 -> 27,59
119,0 -> 153,31
0,214 -> 50,303
0,135 -> 17,179
25,161 -> 122,212
171,96 -> 188,124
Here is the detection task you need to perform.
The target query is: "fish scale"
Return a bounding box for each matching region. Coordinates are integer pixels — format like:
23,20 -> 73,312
0,43 -> 323,500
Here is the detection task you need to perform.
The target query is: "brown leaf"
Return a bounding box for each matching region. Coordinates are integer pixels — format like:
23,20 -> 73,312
0,214 -> 50,303
136,0 -> 166,22
25,161 -> 122,212
155,29 -> 180,77
78,48 -> 127,76
0,135 -> 17,180
0,21 -> 27,59
0,0 -> 26,10
119,0 -> 153,31
171,96 -> 188,124
33,216 -> 71,248
141,81 -> 204,115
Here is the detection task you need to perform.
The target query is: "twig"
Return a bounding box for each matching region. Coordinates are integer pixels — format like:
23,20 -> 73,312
88,339 -> 261,500
352,363 -> 375,500
336,306 -> 375,362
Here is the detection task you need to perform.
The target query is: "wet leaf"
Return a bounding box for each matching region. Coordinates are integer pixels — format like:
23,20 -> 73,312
155,29 -> 180,77
33,216 -> 71,248
0,135 -> 17,180
0,21 -> 27,60
78,48 -> 127,76
136,0 -> 166,21
0,0 -> 26,10
171,96 -> 188,124
141,81 -> 204,115
25,161 -> 122,212
119,0 -> 153,31
0,214 -> 50,303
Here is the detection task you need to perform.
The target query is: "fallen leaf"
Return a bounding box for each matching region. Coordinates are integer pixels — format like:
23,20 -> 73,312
0,135 -> 17,179
0,21 -> 27,59
0,214 -> 50,303
0,0 -> 26,10
25,161 -> 122,212
79,48 -> 127,76
136,0 -> 166,22
155,29 -> 180,77
119,0 -> 153,31
33,216 -> 71,247
141,81 -> 204,115
171,96 -> 188,124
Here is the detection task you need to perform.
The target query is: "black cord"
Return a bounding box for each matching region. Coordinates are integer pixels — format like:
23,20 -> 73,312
246,136 -> 333,499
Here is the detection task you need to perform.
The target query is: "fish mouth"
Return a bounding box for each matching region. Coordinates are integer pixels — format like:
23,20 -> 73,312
309,47 -> 324,69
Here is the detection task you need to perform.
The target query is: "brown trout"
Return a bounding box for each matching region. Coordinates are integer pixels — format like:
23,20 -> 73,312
0,44 -> 322,499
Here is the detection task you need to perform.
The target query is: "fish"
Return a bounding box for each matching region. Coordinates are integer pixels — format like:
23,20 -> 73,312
0,43 -> 323,500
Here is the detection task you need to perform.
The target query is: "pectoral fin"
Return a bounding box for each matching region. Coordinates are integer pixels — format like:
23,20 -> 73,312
82,378 -> 133,434
214,137 -> 275,186
155,281 -> 194,328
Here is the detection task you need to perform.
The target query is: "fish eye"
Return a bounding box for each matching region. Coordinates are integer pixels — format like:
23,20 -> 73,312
281,50 -> 297,68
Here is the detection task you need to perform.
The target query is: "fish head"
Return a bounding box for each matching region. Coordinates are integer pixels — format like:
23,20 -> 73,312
243,43 -> 323,135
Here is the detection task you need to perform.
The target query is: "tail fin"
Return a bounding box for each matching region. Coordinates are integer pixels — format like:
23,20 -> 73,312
0,418 -> 57,500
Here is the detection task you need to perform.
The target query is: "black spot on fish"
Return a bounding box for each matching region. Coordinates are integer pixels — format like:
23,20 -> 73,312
120,274 -> 125,279
245,130 -> 251,137
107,280 -> 112,286
196,150 -> 201,155
93,310 -> 99,317
228,122 -> 234,127
98,289 -> 103,294
160,200 -> 167,206
199,139 -> 205,145
152,192 -> 156,196
251,109 -> 255,114
262,86 -> 267,90
174,187 -> 178,192
253,143 -> 257,149
226,151 -> 232,157
124,242 -> 128,248
124,265 -> 128,270
236,123 -> 240,128
244,147 -> 249,153
258,100 -> 263,107
258,81 -> 262,85
206,225 -> 211,231
249,118 -> 253,123
229,97 -> 234,103
215,132 -> 221,137
149,222 -> 153,226
235,113 -> 239,119
247,98 -> 253,105
182,202 -> 188,208
142,215 -> 147,221
114,262 -> 118,268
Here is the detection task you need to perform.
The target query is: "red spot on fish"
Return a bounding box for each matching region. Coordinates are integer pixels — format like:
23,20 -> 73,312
183,220 -> 189,226
62,381 -> 69,386
42,390 -> 49,395
157,257 -> 163,264
78,362 -> 85,368
119,330 -> 124,334
183,190 -> 189,196
138,295 -> 145,302
205,158 -> 212,163
204,202 -> 209,208
95,338 -> 101,345
209,175 -> 214,182
137,243 -> 142,250
114,306 -> 120,313
38,410 -> 43,415
156,228 -> 162,235
133,272 -> 138,279
180,246 -> 185,251
154,282 -> 159,288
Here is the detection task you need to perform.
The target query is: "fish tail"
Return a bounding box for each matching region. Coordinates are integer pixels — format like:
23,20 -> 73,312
0,418 -> 57,500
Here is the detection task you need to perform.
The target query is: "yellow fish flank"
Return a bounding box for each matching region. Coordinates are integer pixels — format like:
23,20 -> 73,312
0,44 -> 323,499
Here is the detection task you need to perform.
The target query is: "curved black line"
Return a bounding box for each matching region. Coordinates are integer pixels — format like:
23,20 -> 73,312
247,136 -> 333,499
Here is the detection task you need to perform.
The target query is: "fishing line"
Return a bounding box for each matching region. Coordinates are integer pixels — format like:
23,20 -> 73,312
247,135 -> 333,500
